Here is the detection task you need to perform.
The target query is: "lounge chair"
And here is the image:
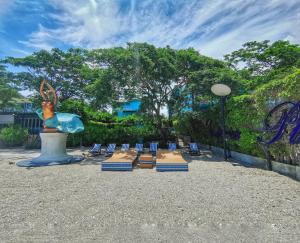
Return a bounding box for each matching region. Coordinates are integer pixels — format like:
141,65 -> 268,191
102,151 -> 137,171
88,143 -> 102,156
149,142 -> 158,155
168,143 -> 177,151
121,144 -> 130,151
189,143 -> 201,155
105,143 -> 116,157
135,143 -> 144,153
156,150 -> 188,172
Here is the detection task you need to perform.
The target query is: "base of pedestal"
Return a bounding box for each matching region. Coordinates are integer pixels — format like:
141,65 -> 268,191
16,155 -> 84,167
17,132 -> 84,167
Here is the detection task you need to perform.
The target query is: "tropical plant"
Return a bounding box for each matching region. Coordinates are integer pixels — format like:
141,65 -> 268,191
0,125 -> 28,147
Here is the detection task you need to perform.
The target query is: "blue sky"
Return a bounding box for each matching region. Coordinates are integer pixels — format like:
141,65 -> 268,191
1,0 -> 300,59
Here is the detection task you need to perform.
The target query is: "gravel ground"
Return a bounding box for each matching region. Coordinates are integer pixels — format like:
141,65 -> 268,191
0,148 -> 299,243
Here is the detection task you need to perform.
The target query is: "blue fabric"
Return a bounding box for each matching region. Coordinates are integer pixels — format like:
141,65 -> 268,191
106,144 -> 116,153
90,144 -> 101,153
36,109 -> 84,133
168,143 -> 177,151
121,144 -> 130,151
135,143 -> 143,152
102,161 -> 133,171
149,143 -> 158,152
156,163 -> 188,172
189,143 -> 199,151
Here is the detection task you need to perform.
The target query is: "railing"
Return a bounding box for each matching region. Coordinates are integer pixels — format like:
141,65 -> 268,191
14,113 -> 43,134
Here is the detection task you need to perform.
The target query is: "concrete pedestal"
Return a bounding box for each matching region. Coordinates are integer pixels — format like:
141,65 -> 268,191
17,132 -> 84,167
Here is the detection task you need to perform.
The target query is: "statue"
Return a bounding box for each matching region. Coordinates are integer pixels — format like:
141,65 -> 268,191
36,79 -> 84,133
39,79 -> 58,132
17,79 -> 84,167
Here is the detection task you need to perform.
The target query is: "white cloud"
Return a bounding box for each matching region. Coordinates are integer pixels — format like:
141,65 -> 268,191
20,0 -> 300,58
18,24 -> 56,50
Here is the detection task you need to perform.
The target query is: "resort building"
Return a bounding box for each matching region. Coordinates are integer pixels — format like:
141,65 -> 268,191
115,99 -> 141,118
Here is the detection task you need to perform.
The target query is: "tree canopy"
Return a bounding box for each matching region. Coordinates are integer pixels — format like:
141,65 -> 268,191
2,40 -> 300,160
0,65 -> 22,110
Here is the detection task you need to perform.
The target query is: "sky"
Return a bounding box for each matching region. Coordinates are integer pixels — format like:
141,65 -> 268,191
0,0 -> 300,60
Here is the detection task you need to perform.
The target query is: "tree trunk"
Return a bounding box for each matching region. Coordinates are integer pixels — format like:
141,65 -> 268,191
155,106 -> 167,145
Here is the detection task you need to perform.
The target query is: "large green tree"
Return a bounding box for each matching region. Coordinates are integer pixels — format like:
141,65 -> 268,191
172,48 -> 241,115
90,43 -> 180,131
224,40 -> 300,90
4,48 -> 93,101
0,65 -> 21,110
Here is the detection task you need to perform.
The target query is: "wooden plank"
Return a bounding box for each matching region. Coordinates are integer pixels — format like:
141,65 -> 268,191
139,154 -> 153,161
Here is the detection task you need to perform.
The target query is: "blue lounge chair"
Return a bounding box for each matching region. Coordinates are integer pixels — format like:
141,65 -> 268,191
105,144 -> 116,157
121,144 -> 130,151
135,143 -> 144,153
88,143 -> 102,156
168,143 -> 177,151
149,142 -> 158,155
189,143 -> 200,155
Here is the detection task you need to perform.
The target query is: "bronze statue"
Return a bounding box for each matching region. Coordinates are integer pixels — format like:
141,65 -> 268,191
37,79 -> 84,134
39,80 -> 58,132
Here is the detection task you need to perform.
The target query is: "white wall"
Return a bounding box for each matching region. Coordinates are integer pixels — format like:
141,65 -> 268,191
0,115 -> 14,124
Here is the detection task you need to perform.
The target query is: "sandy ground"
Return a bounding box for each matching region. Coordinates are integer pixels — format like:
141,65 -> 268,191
0,148 -> 299,243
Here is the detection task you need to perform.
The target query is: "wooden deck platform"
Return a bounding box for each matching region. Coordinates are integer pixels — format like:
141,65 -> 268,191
139,153 -> 154,169
102,151 -> 137,171
156,150 -> 188,172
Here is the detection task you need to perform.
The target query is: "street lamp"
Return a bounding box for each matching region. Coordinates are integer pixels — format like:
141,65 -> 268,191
211,84 -> 231,161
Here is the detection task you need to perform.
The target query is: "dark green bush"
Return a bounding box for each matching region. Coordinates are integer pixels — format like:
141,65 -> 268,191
0,125 -> 28,147
81,122 -> 158,146
173,95 -> 265,157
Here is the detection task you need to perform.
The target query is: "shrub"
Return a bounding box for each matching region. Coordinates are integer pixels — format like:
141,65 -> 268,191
81,122 -> 159,146
67,132 -> 83,147
0,125 -> 28,147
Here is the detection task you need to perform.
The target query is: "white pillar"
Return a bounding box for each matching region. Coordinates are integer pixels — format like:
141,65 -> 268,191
32,133 -> 73,163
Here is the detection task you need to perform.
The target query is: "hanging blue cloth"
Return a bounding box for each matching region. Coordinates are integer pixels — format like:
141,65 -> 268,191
36,109 -> 84,133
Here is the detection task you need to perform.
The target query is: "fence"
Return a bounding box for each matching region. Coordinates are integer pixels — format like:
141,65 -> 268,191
14,113 -> 42,134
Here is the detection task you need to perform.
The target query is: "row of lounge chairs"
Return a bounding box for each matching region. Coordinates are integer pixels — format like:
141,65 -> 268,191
88,142 -> 201,157
95,142 -> 201,172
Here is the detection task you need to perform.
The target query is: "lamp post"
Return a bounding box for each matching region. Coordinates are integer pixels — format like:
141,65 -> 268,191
211,84 -> 231,161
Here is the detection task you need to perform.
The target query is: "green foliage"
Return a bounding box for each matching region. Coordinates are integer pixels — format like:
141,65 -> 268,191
173,111 -> 219,145
79,122 -> 158,147
227,95 -> 261,129
0,65 -> 21,110
4,48 -> 91,101
225,40 -> 300,74
233,128 -> 262,156
224,40 -> 300,160
2,40 -> 300,162
0,125 -> 28,147
255,68 -> 300,112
